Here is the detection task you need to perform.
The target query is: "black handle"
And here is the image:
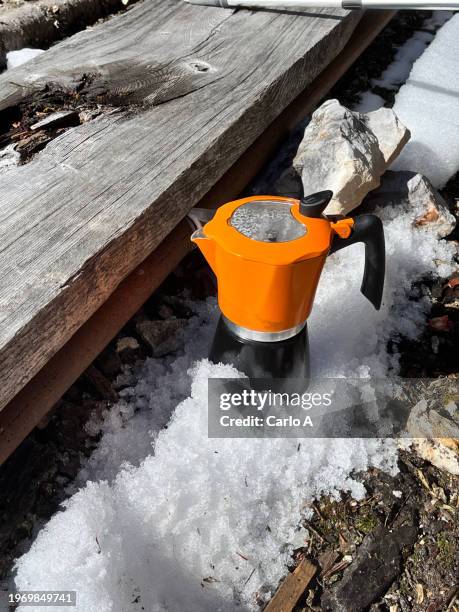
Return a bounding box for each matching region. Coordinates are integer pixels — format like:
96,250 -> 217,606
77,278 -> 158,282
299,190 -> 333,218
329,214 -> 385,310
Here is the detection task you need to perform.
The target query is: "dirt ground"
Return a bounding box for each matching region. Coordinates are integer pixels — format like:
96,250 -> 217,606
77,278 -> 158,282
292,452 -> 458,611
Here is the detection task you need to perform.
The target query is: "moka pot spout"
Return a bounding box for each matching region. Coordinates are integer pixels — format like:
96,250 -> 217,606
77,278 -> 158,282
191,228 -> 217,274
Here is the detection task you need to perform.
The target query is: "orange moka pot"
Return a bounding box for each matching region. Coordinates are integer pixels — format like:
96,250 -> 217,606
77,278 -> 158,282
191,191 -> 385,379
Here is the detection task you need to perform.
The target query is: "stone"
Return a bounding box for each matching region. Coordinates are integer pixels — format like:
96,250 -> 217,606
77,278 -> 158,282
96,347 -> 122,379
161,295 -> 194,319
408,174 -> 456,238
272,166 -> 303,199
443,277 -> 459,310
293,99 -> 410,216
365,171 -> 456,238
115,336 -> 142,364
136,318 -> 186,357
83,365 -> 118,402
411,439 -> 459,476
362,169 -> 416,204
362,107 -> 410,165
116,336 -> 140,353
405,381 -> 459,475
321,524 -> 417,611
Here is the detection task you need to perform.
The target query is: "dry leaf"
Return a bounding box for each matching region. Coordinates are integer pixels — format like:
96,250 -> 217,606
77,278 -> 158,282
415,583 -> 424,604
416,469 -> 431,492
428,315 -> 453,332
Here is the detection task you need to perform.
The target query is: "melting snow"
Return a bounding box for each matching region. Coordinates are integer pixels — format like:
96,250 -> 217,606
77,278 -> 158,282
13,200 -> 456,610
392,13 -> 459,187
354,11 -> 454,118
6,48 -> 45,70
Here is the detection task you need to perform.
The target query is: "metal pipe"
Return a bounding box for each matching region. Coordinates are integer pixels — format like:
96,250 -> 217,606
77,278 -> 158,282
185,0 -> 458,9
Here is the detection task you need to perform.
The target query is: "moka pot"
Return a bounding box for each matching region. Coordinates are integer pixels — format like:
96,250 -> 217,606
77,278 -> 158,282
192,191 -> 385,380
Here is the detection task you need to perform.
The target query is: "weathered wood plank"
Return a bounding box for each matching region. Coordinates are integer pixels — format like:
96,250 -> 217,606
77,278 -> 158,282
0,0 -> 142,53
264,558 -> 317,611
0,0 -> 362,411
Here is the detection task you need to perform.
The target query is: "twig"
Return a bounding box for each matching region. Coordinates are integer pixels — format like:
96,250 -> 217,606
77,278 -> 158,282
244,567 -> 256,587
446,586 -> 459,611
305,523 -> 325,543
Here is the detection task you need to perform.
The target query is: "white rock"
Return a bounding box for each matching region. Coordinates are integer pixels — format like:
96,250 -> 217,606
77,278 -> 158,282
362,107 -> 410,166
294,100 -> 409,216
365,171 -> 456,239
404,387 -> 459,476
408,174 -> 456,238
410,439 -> 459,476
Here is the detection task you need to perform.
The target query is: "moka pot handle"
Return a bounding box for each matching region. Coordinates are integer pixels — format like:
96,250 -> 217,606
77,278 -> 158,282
329,214 -> 385,310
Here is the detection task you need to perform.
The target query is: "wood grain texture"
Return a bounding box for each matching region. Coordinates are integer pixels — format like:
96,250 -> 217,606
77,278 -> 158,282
0,0 -> 361,411
264,558 -> 317,611
0,0 -> 142,52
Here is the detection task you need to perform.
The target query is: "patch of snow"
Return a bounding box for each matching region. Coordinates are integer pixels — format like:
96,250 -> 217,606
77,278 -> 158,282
353,91 -> 385,113
15,362 -> 399,612
0,144 -> 20,173
6,48 -> 45,70
391,13 -> 459,187
423,9 -> 455,30
372,31 -> 434,92
14,199 -> 456,610
354,11 -> 454,113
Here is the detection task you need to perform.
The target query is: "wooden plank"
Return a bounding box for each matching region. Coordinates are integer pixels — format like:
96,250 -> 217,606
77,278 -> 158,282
264,558 -> 317,612
0,220 -> 192,465
0,0 -> 142,53
0,11 -> 395,465
0,0 -> 362,411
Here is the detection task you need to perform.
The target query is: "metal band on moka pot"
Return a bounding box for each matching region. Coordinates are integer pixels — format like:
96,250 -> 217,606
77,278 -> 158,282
185,0 -> 458,10
191,192 -> 385,379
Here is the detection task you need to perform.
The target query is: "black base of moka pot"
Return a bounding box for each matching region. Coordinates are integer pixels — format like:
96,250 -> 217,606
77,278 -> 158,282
210,316 -> 310,392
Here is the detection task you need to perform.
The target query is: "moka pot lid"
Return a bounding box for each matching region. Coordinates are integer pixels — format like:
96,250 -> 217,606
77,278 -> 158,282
202,196 -> 334,265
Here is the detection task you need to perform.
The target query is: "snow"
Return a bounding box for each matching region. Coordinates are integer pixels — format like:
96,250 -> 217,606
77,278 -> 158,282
0,144 -> 20,173
13,200 -> 456,611
354,91 -> 384,114
372,31 -> 435,93
391,13 -> 459,187
6,48 -> 45,70
354,11 -> 453,115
